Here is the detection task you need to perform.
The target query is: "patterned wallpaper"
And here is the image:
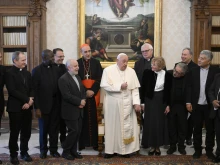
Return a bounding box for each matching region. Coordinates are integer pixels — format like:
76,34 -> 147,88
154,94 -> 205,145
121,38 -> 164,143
162,0 -> 191,69
46,0 -> 78,63
46,0 -> 191,68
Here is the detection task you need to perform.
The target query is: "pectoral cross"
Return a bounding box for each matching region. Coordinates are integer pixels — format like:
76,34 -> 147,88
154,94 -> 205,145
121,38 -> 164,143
85,73 -> 90,79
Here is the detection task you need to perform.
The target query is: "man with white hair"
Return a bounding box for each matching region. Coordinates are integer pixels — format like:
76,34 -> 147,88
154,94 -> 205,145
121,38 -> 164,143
58,59 -> 86,160
100,53 -> 141,158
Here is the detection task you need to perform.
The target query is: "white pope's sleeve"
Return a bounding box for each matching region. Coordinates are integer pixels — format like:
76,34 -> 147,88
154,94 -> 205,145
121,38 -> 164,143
100,68 -> 121,92
132,88 -> 140,105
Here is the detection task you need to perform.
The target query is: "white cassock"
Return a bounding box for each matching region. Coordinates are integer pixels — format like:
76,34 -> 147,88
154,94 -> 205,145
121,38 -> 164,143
100,64 -> 140,155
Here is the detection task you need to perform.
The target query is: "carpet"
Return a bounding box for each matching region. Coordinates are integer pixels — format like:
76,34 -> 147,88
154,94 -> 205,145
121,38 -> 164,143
0,153 -> 214,165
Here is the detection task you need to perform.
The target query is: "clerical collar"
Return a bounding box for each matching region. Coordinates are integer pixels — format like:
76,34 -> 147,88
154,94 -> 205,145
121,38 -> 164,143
13,65 -> 23,72
43,62 -> 53,68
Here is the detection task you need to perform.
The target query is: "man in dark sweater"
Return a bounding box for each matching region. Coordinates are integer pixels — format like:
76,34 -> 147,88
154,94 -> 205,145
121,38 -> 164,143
167,62 -> 188,155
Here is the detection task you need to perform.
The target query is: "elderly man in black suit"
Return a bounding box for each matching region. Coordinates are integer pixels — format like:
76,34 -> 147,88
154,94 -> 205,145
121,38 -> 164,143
5,51 -> 34,165
209,73 -> 220,163
134,43 -> 154,84
32,49 -> 61,159
186,50 -> 220,160
58,59 -> 86,160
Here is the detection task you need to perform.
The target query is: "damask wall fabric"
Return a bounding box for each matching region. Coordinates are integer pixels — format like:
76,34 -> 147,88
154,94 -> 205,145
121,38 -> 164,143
162,0 -> 191,69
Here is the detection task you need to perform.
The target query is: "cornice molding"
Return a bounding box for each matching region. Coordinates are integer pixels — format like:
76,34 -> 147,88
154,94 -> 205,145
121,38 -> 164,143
28,0 -> 41,17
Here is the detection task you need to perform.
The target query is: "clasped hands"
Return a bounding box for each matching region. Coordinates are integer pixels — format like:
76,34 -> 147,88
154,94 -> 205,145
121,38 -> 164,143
22,97 -> 34,110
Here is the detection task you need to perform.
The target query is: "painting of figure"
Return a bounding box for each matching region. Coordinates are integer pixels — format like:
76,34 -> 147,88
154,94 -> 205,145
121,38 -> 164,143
83,0 -> 157,62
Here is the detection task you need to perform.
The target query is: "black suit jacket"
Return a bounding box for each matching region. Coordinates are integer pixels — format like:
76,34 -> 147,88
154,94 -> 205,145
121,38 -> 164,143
0,65 -> 5,112
187,60 -> 197,70
140,69 -> 172,105
186,65 -> 220,109
208,73 -> 220,119
134,57 -> 153,84
5,66 -> 34,112
58,72 -> 86,120
32,63 -> 61,114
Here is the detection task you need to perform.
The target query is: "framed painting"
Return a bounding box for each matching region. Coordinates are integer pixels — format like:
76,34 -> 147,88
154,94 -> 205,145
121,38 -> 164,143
78,0 -> 162,68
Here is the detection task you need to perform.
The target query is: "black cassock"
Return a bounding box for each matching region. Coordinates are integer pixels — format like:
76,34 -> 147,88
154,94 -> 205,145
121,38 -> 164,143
77,57 -> 103,149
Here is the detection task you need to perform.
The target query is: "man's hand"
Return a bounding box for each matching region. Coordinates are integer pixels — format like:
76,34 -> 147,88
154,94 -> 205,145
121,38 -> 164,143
134,104 -> 141,113
22,103 -> 30,110
86,90 -> 94,98
164,106 -> 170,115
212,100 -> 220,108
28,97 -> 34,106
81,99 -> 86,106
141,104 -> 145,111
35,109 -> 41,118
186,103 -> 193,112
121,82 -> 128,90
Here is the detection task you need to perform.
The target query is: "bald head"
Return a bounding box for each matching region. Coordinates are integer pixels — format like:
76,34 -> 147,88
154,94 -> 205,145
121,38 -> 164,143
66,59 -> 79,75
80,44 -> 91,60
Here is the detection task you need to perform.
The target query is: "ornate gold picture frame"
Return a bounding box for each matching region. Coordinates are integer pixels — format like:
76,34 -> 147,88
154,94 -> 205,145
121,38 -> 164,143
78,0 -> 162,68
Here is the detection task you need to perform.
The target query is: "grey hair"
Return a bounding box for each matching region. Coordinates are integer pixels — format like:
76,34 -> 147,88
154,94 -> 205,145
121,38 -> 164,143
200,50 -> 213,61
65,59 -> 75,69
176,62 -> 188,75
141,43 -> 153,50
182,47 -> 193,56
117,53 -> 127,60
12,51 -> 24,63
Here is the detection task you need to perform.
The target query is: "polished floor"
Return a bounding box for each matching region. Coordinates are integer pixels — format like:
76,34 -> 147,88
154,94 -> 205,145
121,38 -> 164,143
0,126 -> 214,158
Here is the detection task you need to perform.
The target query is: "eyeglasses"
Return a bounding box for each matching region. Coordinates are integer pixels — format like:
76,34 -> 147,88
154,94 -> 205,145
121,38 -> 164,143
141,49 -> 151,53
84,50 -> 91,53
56,56 -> 65,58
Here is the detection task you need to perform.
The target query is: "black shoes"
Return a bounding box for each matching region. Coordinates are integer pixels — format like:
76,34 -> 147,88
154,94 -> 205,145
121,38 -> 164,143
167,147 -> 176,155
71,152 -> 83,159
206,152 -> 215,160
193,151 -> 202,159
20,153 -> 33,162
40,152 -> 47,159
104,154 -> 114,159
186,139 -> 192,145
122,154 -> 130,158
213,155 -> 220,163
148,149 -> 155,156
155,149 -> 161,156
62,153 -> 75,160
10,156 -> 19,165
178,148 -> 186,155
50,151 -> 60,158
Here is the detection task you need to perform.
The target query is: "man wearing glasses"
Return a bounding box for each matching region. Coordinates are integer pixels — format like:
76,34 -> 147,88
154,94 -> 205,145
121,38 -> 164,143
53,48 -> 67,145
167,62 -> 188,155
134,43 -> 154,84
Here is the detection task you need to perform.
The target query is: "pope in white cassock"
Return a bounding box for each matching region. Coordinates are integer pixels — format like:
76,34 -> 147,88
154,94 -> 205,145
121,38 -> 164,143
100,53 -> 141,158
